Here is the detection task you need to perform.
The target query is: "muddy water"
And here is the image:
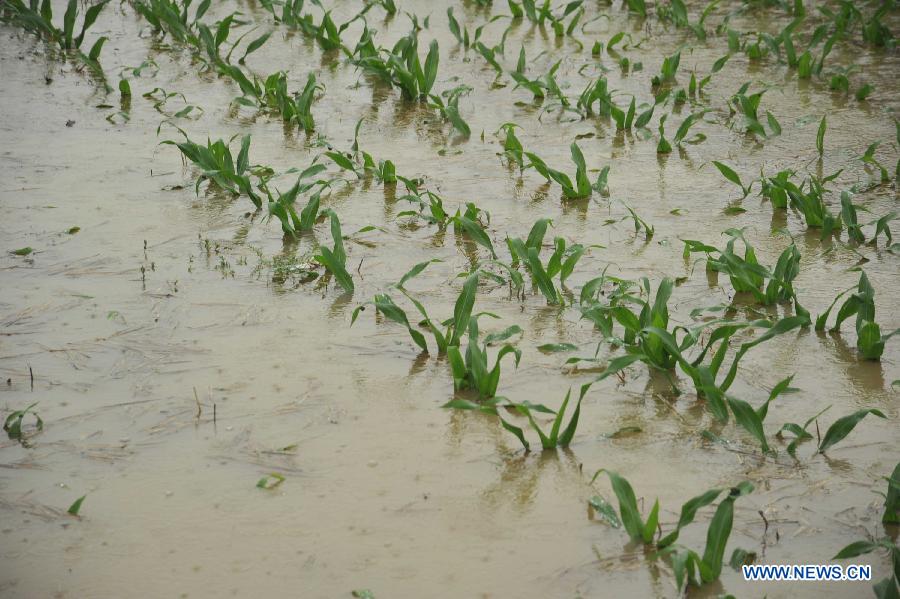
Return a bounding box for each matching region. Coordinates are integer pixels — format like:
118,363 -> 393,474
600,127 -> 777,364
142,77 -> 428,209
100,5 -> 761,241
1,1 -> 898,597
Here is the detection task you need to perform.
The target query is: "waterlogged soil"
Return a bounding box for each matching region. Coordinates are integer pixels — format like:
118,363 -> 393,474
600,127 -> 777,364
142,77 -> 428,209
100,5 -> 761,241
1,1 -> 898,597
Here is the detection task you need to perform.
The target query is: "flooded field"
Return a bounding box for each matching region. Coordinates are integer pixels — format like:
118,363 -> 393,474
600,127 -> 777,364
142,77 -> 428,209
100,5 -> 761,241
1,0 -> 898,597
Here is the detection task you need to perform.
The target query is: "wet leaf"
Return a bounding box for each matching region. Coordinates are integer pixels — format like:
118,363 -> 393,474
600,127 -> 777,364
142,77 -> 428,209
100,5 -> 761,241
818,409 -> 886,453
589,495 -> 622,528
67,495 -> 86,516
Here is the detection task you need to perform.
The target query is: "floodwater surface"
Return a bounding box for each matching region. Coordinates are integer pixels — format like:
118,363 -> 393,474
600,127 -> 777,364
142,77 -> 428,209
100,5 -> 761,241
1,1 -> 898,598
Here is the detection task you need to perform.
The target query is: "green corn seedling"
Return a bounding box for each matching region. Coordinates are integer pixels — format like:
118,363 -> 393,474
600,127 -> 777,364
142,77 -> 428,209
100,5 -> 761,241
428,85 -> 472,137
163,132 -> 262,207
446,7 -> 489,49
313,210 -> 354,293
133,0 -> 207,44
506,219 -> 588,305
499,123 -> 525,170
447,315 -> 522,399
581,277 -> 810,415
444,382 -> 592,451
656,481 -> 755,589
589,470 -> 754,588
358,34 -> 440,101
353,268 -> 487,355
263,164 -> 329,237
816,271 -> 899,360
592,470 -> 660,544
452,204 -> 496,258
682,229 -> 804,308
525,142 -> 607,199
652,51 -> 680,86
1,0 -> 110,52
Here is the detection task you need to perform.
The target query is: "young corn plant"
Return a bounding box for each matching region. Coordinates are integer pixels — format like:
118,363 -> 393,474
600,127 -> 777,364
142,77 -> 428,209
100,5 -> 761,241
651,51 -> 681,86
314,210 -> 354,293
351,268 -> 519,359
656,481 -> 755,590
581,277 -> 810,415
263,164 -> 329,238
576,77 -> 614,117
397,190 -> 451,226
657,111 -> 707,154
713,160 -> 753,199
682,229 -> 804,309
259,1 -> 355,53
445,383 -> 593,451
259,72 -> 322,132
729,84 -> 781,138
759,169 -> 794,209
815,409 -> 887,454
506,219 -> 589,305
591,470 -> 661,545
447,315 -> 522,399
133,0 -> 207,45
769,173 -> 842,236
499,122 -> 525,170
163,132 -> 262,207
217,65 -> 322,133
428,85 -> 472,138
525,142 -> 608,199
2,0 -> 110,78
446,7 -> 489,49
1,0 -> 110,52
816,271 -> 899,360
357,34 -> 440,101
452,203 -> 497,259
590,468 -> 756,588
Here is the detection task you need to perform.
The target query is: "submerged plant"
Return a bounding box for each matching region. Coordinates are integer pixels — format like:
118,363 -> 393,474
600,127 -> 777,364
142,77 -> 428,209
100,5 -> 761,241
447,314 -> 521,399
525,142 -> 608,199
356,33 -> 439,101
656,482 -> 755,589
263,164 -> 329,237
581,276 -> 810,420
816,271 -> 899,360
682,229 -> 804,309
590,470 -> 755,590
713,162 -> 753,199
1,0 -> 109,52
506,219 -> 588,305
314,210 -> 354,293
428,85 -> 472,137
163,132 -> 262,207
352,262 -> 481,355
445,383 -> 592,451
4,402 -> 43,440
